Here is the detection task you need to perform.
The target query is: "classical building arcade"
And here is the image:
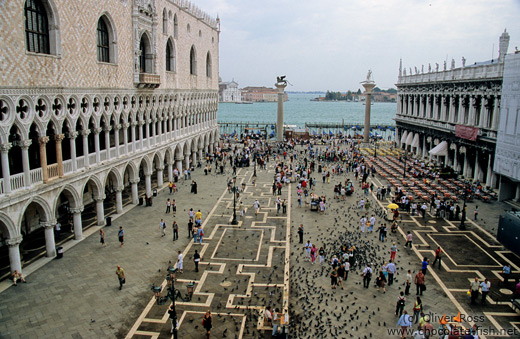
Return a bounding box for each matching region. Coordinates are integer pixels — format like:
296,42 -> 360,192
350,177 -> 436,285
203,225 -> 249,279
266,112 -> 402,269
0,0 -> 220,278
395,31 -> 510,189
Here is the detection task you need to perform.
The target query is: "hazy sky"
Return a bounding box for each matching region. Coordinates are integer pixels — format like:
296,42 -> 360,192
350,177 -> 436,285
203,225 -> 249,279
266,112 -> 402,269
196,0 -> 520,92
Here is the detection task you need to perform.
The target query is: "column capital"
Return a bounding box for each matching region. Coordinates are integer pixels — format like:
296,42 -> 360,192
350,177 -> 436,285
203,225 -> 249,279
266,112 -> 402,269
156,166 -> 164,171
147,119 -> 152,124
138,120 -> 145,126
114,185 -> 124,192
80,129 -> 91,137
18,139 -> 32,149
93,196 -> 105,202
175,156 -> 183,161
131,121 -> 138,127
0,142 -> 12,153
68,131 -> 79,139
130,178 -> 140,184
167,161 -> 175,166
144,171 -> 153,176
38,136 -> 50,145
6,236 -> 23,246
103,126 -> 112,133
114,124 -> 122,130
92,127 -> 102,135
42,220 -> 57,229
123,122 -> 130,129
54,134 -> 65,142
71,206 -> 84,214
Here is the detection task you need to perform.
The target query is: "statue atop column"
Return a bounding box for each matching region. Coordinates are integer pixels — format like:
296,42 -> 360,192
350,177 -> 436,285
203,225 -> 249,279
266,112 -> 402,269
361,69 -> 375,84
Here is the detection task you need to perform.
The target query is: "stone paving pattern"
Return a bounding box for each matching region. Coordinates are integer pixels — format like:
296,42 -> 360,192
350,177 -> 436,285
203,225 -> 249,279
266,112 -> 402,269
1,144 -> 519,339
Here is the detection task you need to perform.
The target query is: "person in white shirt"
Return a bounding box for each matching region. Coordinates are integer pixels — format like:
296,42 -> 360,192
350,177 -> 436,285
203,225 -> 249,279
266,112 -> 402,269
253,200 -> 260,215
176,251 -> 183,273
411,326 -> 425,339
304,241 -> 312,261
369,216 -> 376,232
360,217 -> 367,233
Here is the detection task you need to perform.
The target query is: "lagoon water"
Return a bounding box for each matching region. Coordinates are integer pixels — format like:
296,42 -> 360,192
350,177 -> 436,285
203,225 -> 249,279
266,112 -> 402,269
217,93 -> 397,128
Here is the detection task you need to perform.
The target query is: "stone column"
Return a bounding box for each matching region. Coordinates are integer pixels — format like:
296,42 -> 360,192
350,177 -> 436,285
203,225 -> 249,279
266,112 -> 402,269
467,97 -> 474,125
198,148 -> 203,164
275,81 -> 288,142
93,127 -> 102,164
81,130 -> 90,167
362,81 -> 376,143
123,123 -> 129,155
151,119 -> 156,145
131,122 -> 137,153
94,197 -> 105,226
68,132 -> 78,172
130,179 -> 139,204
176,156 -> 183,174
492,97 -> 500,130
19,140 -> 32,187
0,143 -> 11,193
486,154 -> 493,186
463,151 -> 469,178
71,206 -> 84,240
138,121 -> 144,150
115,185 -> 124,214
191,152 -> 197,167
145,119 -> 151,148
145,172 -> 152,196
7,236 -> 23,273
156,166 -> 164,188
167,162 -> 174,182
114,124 -> 121,157
421,135 -> 426,158
184,154 -> 190,171
474,151 -> 480,181
104,126 -> 112,161
453,145 -> 459,173
55,134 -> 65,177
39,136 -> 49,183
43,221 -> 56,257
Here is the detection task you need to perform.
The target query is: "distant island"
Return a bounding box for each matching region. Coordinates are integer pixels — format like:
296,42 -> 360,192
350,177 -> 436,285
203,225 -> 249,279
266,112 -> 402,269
312,87 -> 397,102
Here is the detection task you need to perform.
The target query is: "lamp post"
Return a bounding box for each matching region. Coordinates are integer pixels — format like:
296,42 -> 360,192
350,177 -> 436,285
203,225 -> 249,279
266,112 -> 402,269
253,151 -> 257,178
231,176 -> 238,225
403,149 -> 407,179
150,267 -> 195,339
459,180 -> 469,230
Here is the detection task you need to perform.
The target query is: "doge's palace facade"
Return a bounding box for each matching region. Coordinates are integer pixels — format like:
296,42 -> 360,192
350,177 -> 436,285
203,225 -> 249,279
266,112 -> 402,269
0,0 -> 220,275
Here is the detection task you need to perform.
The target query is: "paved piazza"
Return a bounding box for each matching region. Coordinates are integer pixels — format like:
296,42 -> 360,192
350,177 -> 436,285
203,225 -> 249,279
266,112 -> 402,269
0,146 -> 519,339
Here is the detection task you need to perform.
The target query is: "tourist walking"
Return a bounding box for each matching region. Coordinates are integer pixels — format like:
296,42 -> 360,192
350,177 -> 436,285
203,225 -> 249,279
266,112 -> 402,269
480,278 -> 490,305
168,303 -> 177,334
118,226 -> 125,247
421,257 -> 429,275
412,297 -> 423,324
470,277 -> 480,304
387,260 -> 396,286
116,265 -> 125,290
415,270 -> 425,296
160,219 -> 167,237
193,250 -> 201,272
390,242 -> 397,261
298,224 -> 304,244
202,310 -> 212,339
397,310 -> 412,339
362,264 -> 373,288
172,221 -> 178,241
99,229 -> 106,247
432,247 -> 442,269
176,251 -> 183,273
395,291 -> 406,317
405,231 -> 413,248
166,198 -> 171,213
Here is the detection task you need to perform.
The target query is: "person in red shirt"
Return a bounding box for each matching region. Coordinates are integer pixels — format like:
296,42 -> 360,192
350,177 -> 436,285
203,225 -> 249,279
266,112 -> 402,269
432,247 -> 442,269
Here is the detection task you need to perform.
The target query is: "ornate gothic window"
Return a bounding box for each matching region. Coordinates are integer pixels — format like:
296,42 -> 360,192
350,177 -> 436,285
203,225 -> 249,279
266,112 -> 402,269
25,0 -> 50,54
97,19 -> 109,62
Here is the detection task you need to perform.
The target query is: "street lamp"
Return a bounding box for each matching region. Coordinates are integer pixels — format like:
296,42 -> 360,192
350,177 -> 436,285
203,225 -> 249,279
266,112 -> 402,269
253,151 -> 257,178
150,267 -> 195,339
231,176 -> 238,225
459,180 -> 470,230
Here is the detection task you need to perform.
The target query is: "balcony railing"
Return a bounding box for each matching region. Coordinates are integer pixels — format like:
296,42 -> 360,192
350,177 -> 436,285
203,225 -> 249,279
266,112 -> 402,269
137,73 -> 161,89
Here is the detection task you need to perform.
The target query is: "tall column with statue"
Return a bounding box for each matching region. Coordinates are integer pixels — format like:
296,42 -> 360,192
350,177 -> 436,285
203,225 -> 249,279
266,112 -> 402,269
275,76 -> 288,142
361,70 -> 376,143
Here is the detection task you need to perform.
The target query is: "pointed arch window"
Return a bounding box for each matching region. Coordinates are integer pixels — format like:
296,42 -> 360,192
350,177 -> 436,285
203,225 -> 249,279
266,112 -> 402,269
206,52 -> 212,78
166,39 -> 175,72
173,14 -> 178,39
25,0 -> 50,54
190,46 -> 197,75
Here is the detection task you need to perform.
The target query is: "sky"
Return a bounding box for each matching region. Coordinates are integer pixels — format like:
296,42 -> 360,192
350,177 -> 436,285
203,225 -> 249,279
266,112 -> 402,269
195,0 -> 520,92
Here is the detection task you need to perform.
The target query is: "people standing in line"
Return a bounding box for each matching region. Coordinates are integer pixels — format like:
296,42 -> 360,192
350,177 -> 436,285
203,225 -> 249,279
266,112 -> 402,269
432,247 -> 442,269
298,224 -> 304,244
99,229 -> 106,247
193,250 -> 201,272
118,226 -> 125,247
116,265 -> 125,290
172,221 -> 178,241
202,310 -> 212,339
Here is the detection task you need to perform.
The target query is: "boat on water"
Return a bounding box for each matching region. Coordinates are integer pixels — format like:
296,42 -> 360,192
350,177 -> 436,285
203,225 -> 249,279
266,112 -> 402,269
235,101 -> 253,104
